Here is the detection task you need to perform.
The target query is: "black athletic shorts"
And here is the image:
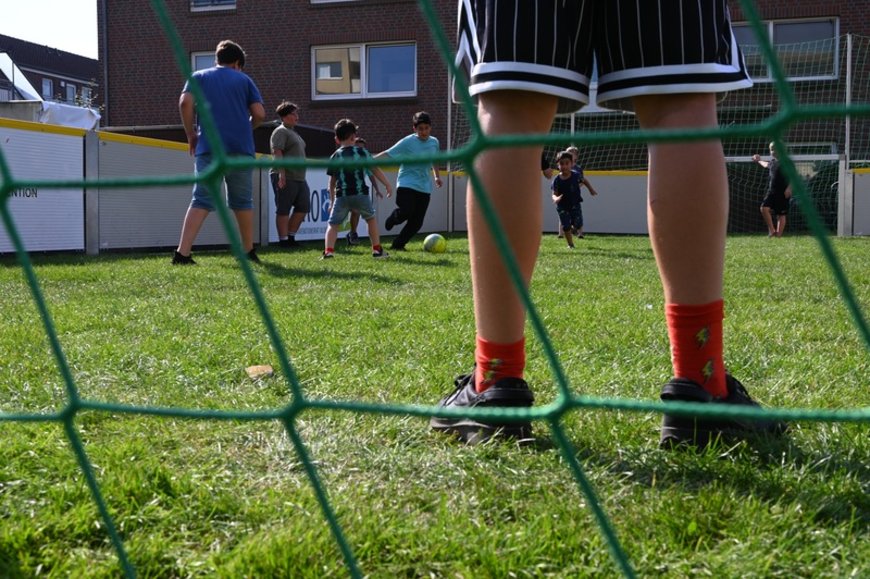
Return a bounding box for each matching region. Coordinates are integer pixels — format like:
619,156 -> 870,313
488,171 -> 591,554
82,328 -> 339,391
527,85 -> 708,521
456,0 -> 752,113
761,192 -> 789,215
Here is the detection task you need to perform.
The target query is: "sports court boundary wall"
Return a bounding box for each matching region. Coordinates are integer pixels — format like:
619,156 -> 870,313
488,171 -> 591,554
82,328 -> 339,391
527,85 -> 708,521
2,117 -> 870,256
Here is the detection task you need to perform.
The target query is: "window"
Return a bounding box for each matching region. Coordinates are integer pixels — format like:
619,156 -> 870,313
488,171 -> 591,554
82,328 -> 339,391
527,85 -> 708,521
312,42 -> 416,100
190,0 -> 235,11
733,18 -> 838,82
192,52 -> 214,72
81,86 -> 93,106
42,78 -> 53,100
66,83 -> 77,103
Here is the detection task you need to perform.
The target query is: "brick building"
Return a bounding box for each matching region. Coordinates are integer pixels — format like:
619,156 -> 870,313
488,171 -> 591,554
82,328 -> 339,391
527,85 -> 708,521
97,1 -> 868,157
98,0 -> 454,157
0,33 -> 99,106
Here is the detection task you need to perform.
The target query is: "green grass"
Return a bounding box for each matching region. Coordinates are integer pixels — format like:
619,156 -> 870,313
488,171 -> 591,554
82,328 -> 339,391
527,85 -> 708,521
1,234 -> 868,578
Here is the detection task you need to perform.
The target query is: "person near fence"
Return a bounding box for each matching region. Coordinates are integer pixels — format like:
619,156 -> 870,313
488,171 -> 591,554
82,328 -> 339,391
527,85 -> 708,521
270,101 -> 311,248
173,40 -> 265,265
374,112 -> 442,251
322,119 -> 392,259
753,142 -> 793,237
431,0 -> 788,447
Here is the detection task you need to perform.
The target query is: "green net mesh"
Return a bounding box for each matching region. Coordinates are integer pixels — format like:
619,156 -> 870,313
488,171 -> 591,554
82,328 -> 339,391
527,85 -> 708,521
1,1 -> 869,577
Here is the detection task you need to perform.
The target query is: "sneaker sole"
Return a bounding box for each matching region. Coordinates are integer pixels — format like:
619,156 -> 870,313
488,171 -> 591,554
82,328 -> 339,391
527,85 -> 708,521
430,417 -> 532,445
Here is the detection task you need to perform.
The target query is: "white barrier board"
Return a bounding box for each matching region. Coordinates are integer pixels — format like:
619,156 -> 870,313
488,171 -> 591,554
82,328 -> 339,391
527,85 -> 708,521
0,125 -> 85,252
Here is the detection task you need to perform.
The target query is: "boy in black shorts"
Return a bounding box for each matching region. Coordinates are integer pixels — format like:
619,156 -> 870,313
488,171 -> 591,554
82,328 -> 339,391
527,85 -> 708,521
754,142 -> 793,237
431,0 -> 787,447
552,151 -> 596,248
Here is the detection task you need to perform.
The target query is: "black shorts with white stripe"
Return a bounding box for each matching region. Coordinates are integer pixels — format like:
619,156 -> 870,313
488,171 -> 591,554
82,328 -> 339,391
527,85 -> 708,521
455,0 -> 753,114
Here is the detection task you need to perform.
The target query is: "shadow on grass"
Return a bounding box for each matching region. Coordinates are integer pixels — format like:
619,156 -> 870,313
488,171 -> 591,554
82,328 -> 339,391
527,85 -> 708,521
552,419 -> 870,530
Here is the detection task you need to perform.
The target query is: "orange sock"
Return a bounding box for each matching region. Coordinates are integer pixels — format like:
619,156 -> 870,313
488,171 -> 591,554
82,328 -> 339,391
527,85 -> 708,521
666,300 -> 727,398
474,337 -> 525,393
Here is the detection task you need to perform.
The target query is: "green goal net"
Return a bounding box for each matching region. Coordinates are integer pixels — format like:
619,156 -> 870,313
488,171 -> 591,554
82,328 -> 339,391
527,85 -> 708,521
1,1 -> 869,577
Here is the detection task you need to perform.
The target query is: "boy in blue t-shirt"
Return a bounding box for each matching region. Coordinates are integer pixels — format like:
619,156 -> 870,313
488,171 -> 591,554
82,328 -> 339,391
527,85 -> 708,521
323,119 -> 393,259
374,111 -> 442,251
551,151 -> 596,248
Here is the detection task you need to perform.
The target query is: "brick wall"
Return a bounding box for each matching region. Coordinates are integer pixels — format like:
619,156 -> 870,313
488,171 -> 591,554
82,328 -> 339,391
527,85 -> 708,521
732,0 -> 870,36
100,0 -> 453,157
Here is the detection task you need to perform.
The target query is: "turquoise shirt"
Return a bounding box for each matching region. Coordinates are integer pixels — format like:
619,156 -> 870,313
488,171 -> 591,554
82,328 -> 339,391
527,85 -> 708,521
385,134 -> 440,194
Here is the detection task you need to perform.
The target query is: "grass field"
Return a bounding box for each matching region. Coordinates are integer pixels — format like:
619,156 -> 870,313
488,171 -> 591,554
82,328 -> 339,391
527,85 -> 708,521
1,234 -> 868,577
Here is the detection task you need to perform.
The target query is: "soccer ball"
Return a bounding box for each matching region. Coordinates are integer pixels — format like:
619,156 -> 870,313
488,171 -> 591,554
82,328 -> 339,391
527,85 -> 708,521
423,233 -> 447,253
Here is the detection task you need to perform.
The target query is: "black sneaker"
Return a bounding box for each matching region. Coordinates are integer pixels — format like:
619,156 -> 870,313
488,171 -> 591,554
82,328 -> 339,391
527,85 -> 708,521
280,237 -> 301,249
660,375 -> 788,449
430,370 -> 534,444
247,249 -> 261,263
347,231 -> 360,246
390,243 -> 406,251
321,251 -> 334,259
172,250 -> 196,265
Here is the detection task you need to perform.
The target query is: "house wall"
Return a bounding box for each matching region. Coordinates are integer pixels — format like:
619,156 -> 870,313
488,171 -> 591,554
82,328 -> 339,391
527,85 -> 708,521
97,1 -> 868,165
99,0 -> 453,157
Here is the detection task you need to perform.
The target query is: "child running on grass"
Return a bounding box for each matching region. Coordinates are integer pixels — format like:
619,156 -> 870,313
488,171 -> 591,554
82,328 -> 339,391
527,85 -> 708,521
552,150 -> 597,248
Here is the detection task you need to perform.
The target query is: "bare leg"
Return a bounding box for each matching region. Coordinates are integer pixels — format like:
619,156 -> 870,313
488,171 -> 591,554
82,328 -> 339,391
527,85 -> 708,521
470,91 -> 558,343
776,215 -> 787,237
761,206 -> 776,236
350,211 -> 360,235
276,214 -> 290,238
365,217 -> 380,247
176,207 -> 209,255
635,93 -> 726,306
287,211 -> 306,237
325,223 -> 339,250
233,208 -> 255,252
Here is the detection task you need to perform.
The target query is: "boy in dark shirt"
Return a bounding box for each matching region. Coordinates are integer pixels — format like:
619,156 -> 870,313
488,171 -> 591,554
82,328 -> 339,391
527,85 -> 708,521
551,151 -> 596,248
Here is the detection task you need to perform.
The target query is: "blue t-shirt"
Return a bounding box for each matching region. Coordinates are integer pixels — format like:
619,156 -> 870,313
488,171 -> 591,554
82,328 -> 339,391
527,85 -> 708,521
327,145 -> 371,197
183,66 -> 263,157
552,172 -> 584,210
385,133 -> 440,194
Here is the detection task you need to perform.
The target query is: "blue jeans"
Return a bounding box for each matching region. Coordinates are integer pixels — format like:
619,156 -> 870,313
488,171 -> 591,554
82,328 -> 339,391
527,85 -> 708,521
191,154 -> 254,211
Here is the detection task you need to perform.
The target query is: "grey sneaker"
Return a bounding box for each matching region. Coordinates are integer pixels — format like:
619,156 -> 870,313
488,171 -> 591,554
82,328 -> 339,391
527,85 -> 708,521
347,231 -> 360,246
660,375 -> 788,449
430,369 -> 534,444
372,248 -> 390,259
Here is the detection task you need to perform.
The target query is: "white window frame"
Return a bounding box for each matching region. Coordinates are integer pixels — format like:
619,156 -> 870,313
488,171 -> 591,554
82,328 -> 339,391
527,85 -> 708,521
42,78 -> 54,100
191,51 -> 215,72
311,42 -> 417,101
190,0 -> 235,12
733,17 -> 839,83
